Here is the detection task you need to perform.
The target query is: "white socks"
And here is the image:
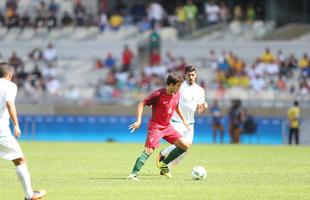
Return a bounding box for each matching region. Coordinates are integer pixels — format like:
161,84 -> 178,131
16,163 -> 34,199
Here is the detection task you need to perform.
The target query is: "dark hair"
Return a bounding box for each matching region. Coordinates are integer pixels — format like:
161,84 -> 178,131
166,73 -> 183,85
184,65 -> 196,73
0,62 -> 14,78
294,101 -> 299,106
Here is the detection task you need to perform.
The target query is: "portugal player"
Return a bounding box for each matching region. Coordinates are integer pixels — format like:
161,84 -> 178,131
128,74 -> 190,180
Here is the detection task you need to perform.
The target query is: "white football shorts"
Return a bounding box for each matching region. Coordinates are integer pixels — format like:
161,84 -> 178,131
0,133 -> 24,161
171,121 -> 194,143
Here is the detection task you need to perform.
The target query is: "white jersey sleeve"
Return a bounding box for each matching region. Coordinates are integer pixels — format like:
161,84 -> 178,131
5,83 -> 17,103
197,88 -> 205,105
0,80 -> 17,136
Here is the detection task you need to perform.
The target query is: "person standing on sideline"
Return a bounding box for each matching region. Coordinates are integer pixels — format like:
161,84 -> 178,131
156,65 -> 208,169
0,62 -> 46,200
287,101 -> 300,145
211,99 -> 224,143
127,74 -> 190,180
228,99 -> 244,144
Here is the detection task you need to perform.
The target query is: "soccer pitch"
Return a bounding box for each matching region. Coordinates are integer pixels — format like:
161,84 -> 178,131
0,142 -> 309,200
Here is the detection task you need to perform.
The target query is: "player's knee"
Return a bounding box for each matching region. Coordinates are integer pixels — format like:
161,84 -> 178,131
180,141 -> 190,150
144,148 -> 154,155
12,157 -> 26,166
183,143 -> 190,150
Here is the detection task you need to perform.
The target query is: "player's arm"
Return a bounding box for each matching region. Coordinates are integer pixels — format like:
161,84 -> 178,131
197,102 -> 208,114
196,90 -> 208,114
175,104 -> 190,131
129,100 -> 145,133
6,101 -> 21,138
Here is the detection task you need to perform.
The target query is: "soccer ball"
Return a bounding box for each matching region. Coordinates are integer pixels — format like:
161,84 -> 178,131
191,166 -> 207,180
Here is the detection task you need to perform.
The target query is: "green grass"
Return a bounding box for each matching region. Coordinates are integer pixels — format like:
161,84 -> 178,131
0,142 -> 310,200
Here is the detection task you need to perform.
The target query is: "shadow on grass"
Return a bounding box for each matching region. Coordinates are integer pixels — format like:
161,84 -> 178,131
90,174 -> 162,180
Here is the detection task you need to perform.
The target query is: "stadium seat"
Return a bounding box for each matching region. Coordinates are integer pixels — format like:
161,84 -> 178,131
48,29 -> 62,40
4,28 -> 20,42
229,20 -> 243,35
0,27 -> 7,39
19,28 -> 35,41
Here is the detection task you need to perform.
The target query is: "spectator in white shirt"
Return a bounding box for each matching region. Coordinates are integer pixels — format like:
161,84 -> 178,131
147,1 -> 165,26
42,63 -> 56,79
205,1 -> 220,24
46,76 -> 60,95
207,49 -> 218,69
43,43 -> 58,65
251,74 -> 266,91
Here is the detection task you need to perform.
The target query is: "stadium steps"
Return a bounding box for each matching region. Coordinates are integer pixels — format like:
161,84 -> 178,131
3,28 -> 21,42
182,23 -> 226,41
96,26 -> 139,41
298,32 -> 310,41
48,29 -> 62,40
262,23 -> 310,40
200,20 -> 275,41
0,27 -> 8,40
59,26 -> 75,40
18,28 -> 35,41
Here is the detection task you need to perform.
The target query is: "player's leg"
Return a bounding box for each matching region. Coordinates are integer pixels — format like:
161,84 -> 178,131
156,122 -> 188,166
159,145 -> 176,158
235,127 -> 241,143
295,128 -> 299,145
157,126 -> 189,178
128,130 -> 161,180
288,128 -> 293,144
167,124 -> 193,168
128,147 -> 154,180
229,122 -> 234,143
13,158 -> 47,200
161,128 -> 190,165
219,125 -> 224,144
212,124 -> 217,143
161,137 -> 189,165
0,136 -> 46,199
13,157 -> 34,199
159,144 -> 188,169
157,123 -> 193,169
156,144 -> 175,167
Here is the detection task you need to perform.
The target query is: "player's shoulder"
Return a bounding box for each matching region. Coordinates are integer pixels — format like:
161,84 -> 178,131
1,79 -> 17,89
8,80 -> 17,90
193,83 -> 205,93
151,88 -> 165,96
155,88 -> 165,94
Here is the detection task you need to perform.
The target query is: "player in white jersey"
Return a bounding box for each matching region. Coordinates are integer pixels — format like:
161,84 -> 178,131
156,65 -> 208,168
0,62 -> 46,200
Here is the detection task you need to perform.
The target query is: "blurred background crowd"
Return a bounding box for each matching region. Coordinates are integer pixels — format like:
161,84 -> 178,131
0,0 -> 309,107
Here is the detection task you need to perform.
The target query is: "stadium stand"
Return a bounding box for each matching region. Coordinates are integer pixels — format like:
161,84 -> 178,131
0,0 -> 309,108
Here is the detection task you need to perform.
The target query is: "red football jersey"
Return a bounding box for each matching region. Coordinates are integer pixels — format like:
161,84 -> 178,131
143,88 -> 180,128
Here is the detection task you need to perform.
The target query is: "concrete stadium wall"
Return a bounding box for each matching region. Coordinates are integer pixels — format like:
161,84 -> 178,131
1,40 -> 309,61
17,104 -> 310,117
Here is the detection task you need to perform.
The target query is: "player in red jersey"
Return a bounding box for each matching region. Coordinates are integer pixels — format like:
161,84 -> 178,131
127,74 -> 190,180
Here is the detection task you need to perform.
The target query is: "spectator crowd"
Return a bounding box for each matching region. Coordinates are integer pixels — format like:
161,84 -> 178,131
0,41 -> 309,102
0,43 -> 60,98
206,48 -> 310,99
0,0 -> 265,36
